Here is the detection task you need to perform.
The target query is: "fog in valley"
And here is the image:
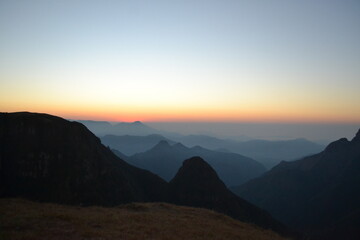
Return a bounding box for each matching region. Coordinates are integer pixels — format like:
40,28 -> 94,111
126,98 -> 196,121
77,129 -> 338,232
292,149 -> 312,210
143,122 -> 358,144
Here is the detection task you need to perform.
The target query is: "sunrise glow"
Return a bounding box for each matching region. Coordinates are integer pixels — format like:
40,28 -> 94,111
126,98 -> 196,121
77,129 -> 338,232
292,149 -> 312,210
1,0 -> 359,124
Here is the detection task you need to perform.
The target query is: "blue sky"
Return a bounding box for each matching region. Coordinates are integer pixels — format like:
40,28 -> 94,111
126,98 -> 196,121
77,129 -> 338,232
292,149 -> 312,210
0,0 -> 359,123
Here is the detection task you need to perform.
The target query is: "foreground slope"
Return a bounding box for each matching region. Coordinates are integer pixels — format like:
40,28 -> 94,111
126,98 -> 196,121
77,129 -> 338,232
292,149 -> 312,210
234,129 -> 360,240
0,112 -> 167,205
168,157 -> 293,237
127,141 -> 266,186
0,198 -> 289,240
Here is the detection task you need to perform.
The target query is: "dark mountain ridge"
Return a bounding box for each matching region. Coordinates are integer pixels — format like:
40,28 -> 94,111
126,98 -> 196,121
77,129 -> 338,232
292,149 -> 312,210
76,119 -> 160,136
101,134 -> 175,156
168,157 -> 293,237
169,134 -> 324,169
126,140 -> 266,186
234,128 -> 360,240
0,112 -> 167,205
0,112 -> 291,237
106,133 -> 324,169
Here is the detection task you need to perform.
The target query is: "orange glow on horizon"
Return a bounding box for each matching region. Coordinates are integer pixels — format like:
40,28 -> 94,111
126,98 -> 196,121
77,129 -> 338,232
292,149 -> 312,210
1,104 -> 359,124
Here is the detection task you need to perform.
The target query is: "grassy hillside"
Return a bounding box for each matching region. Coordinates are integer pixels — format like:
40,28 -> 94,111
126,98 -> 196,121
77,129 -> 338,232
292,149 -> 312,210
0,199 -> 289,240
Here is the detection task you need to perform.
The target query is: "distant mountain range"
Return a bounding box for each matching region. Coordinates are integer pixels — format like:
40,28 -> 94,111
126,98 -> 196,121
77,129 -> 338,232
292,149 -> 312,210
102,132 -> 324,169
233,128 -> 360,240
101,134 -> 175,156
85,119 -> 324,169
0,112 -> 291,237
120,140 -> 266,186
170,135 -> 325,169
76,120 -> 163,136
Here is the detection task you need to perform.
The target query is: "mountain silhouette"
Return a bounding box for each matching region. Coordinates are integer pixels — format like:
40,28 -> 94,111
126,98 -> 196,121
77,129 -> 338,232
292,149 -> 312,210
168,157 -> 294,237
126,140 -> 266,186
0,112 -> 167,205
0,112 -> 294,238
85,124 -> 323,169
77,120 -> 160,136
170,135 -> 324,169
233,128 -> 360,240
101,134 -> 175,156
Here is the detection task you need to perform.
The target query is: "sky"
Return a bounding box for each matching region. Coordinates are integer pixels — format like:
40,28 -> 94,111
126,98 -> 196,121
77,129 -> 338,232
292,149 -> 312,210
0,0 -> 360,124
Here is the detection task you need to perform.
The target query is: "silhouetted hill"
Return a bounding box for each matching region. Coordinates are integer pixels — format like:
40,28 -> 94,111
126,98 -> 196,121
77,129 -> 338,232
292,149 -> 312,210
95,132 -> 324,169
127,140 -> 266,186
77,120 -> 160,136
233,128 -> 360,240
101,134 -> 175,156
168,157 -> 294,237
0,112 -> 293,238
0,112 -> 167,205
169,135 -> 324,169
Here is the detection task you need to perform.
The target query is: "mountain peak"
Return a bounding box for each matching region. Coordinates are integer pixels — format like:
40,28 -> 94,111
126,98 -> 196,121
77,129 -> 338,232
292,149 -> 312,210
169,156 -> 290,235
182,156 -> 210,168
173,142 -> 187,149
170,156 -> 226,191
132,121 -> 143,125
153,140 -> 171,149
234,127 -> 360,240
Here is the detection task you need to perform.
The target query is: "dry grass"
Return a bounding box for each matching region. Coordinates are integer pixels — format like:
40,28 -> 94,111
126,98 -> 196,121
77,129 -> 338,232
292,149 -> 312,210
0,198 -> 289,240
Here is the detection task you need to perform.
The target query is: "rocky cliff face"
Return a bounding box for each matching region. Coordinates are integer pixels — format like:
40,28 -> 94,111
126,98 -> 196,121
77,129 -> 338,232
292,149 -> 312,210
0,112 -> 167,205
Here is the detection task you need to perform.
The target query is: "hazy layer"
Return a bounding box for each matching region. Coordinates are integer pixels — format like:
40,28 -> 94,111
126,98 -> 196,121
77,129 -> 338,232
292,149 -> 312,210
146,122 -> 359,143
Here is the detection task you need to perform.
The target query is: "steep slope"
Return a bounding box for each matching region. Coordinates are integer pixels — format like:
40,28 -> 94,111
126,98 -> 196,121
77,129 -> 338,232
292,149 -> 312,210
234,129 -> 360,240
127,140 -> 266,186
168,157 -> 293,237
101,134 -> 175,156
0,198 -> 289,240
0,112 -> 167,205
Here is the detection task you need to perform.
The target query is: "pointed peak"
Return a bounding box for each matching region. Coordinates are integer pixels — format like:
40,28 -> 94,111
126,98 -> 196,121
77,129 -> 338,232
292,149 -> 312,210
176,156 -> 220,181
182,156 -> 207,167
153,140 -> 171,149
173,142 -> 187,149
169,156 -> 227,195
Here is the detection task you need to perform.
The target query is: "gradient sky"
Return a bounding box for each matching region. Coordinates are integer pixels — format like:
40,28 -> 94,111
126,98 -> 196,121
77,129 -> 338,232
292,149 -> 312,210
1,0 -> 360,123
